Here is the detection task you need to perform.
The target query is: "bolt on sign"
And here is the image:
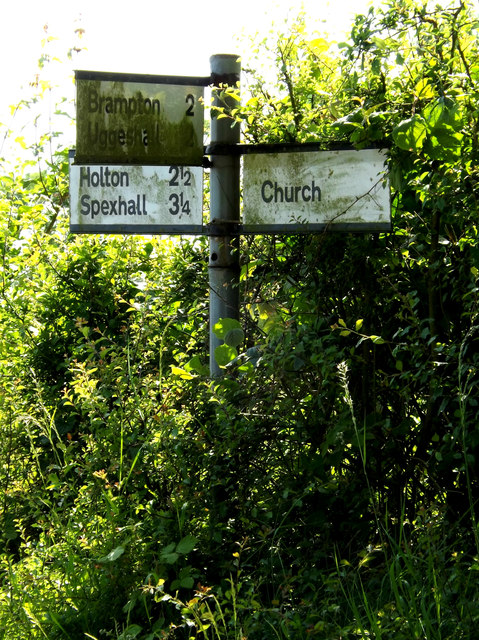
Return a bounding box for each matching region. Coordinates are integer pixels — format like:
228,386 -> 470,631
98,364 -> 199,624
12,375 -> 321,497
74,70 -> 205,166
69,154 -> 203,234
242,148 -> 390,233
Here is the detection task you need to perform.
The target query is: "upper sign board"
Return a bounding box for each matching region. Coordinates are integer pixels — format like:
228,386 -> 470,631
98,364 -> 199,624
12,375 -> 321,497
74,71 -> 206,166
70,157 -> 203,234
242,148 -> 390,233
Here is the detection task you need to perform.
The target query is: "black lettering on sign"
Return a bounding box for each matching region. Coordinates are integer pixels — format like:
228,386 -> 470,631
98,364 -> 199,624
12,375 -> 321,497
169,165 -> 180,187
169,166 -> 192,187
169,193 -> 180,215
185,94 -> 195,116
181,195 -> 191,215
260,180 -> 321,203
87,88 -> 161,116
79,194 -> 148,218
168,193 -> 191,216
168,166 -> 193,217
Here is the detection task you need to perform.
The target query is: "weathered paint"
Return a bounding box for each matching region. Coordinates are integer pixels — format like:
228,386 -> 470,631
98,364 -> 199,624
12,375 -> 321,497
242,149 -> 391,232
75,75 -> 204,166
70,159 -> 203,234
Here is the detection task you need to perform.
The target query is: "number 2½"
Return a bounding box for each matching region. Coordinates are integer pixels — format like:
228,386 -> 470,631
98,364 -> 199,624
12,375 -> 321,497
185,94 -> 194,116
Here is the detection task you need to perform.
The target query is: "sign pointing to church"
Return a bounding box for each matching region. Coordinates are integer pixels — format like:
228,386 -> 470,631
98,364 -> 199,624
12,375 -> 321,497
242,148 -> 390,233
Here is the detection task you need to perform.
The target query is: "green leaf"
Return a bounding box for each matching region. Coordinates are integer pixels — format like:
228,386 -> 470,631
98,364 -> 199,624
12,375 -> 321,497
309,37 -> 330,53
370,335 -> 386,345
224,327 -> 244,348
430,128 -> 462,151
214,344 -> 238,367
414,78 -> 436,100
162,552 -> 180,564
180,576 -> 195,589
393,115 -> 428,152
118,625 -> 142,640
333,109 -> 364,135
292,356 -> 305,371
161,542 -> 180,564
97,545 -> 125,563
213,317 -> 242,340
423,97 -> 463,132
170,365 -> 195,380
176,535 -> 198,555
187,355 -> 209,376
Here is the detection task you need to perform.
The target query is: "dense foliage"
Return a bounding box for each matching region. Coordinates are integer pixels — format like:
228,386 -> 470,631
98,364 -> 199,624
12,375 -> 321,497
1,1 -> 479,638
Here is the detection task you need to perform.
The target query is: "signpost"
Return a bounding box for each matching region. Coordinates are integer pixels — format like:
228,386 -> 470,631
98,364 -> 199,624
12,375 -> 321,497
242,148 -> 390,233
70,56 -> 391,376
74,70 -> 206,166
70,158 -> 203,234
208,55 -> 241,375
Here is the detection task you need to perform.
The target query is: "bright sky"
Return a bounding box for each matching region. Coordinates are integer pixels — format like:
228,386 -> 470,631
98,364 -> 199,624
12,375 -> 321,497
1,0 -> 373,132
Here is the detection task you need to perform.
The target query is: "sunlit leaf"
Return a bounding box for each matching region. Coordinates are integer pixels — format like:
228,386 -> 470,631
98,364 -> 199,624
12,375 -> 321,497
214,344 -> 237,367
414,78 -> 436,100
213,317 -> 242,340
170,366 -> 195,380
393,115 -> 428,152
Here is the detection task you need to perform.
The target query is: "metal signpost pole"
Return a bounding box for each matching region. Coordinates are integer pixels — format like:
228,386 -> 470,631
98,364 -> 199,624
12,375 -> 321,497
208,54 -> 241,377
70,58 -> 390,379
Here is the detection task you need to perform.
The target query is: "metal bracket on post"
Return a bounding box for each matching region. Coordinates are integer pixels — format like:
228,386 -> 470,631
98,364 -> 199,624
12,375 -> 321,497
208,54 -> 241,377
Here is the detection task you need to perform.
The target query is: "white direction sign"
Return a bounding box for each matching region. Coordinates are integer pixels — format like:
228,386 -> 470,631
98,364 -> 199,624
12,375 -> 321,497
242,148 -> 390,233
70,161 -> 203,234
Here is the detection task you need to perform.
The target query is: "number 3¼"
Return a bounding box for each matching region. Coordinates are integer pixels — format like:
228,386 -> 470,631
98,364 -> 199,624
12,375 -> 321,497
169,193 -> 191,216
185,94 -> 194,117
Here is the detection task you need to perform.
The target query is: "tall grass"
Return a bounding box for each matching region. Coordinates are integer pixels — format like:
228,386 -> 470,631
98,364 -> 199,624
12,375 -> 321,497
334,356 -> 479,640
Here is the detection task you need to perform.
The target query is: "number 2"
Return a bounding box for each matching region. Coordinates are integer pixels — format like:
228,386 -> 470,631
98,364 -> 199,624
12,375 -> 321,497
169,165 -> 179,186
186,94 -> 194,116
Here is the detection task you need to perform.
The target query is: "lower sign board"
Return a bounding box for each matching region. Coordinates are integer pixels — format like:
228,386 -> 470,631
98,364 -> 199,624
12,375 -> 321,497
242,148 -> 390,233
70,160 -> 203,234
